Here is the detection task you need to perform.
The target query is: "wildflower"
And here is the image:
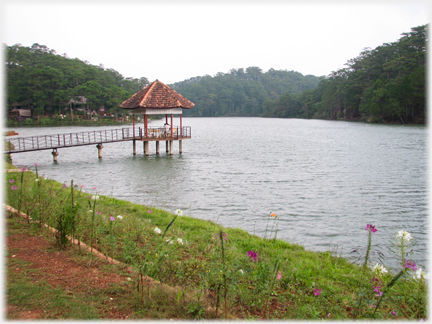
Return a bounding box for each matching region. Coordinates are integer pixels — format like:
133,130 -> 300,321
391,311 -> 397,316
239,269 -> 244,274
88,210 -> 93,213
148,209 -> 153,213
175,209 -> 183,216
166,239 -> 173,244
80,185 -> 84,188
97,211 -> 101,215
154,227 -> 162,234
92,186 -> 97,190
117,215 -> 123,220
91,195 -> 99,200
109,216 -> 115,221
313,288 -> 322,296
35,179 -> 39,182
11,185 -> 17,190
373,286 -> 383,297
397,230 -> 412,243
62,183 -> 67,188
404,259 -> 417,271
365,224 -> 377,233
414,268 -> 428,280
372,263 -> 388,275
270,213 -> 277,217
277,271 -> 282,280
34,163 -> 38,167
8,179 -> 14,183
177,238 -> 184,245
247,250 -> 257,261
20,167 -> 27,172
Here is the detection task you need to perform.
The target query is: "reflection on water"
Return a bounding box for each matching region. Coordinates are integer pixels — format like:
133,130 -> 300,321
8,118 -> 428,270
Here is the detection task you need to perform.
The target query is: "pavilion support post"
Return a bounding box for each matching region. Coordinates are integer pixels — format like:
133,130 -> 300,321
96,144 -> 104,159
144,115 -> 148,138
179,140 -> 182,154
144,141 -> 149,156
133,139 -> 136,156
156,141 -> 160,155
51,149 -> 59,163
166,141 -> 169,153
169,140 -> 173,155
171,114 -> 173,136
180,114 -> 183,137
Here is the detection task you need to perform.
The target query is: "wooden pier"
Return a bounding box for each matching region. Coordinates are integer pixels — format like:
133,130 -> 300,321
4,126 -> 191,160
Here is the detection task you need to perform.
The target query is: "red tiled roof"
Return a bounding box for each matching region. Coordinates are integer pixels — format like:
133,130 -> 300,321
119,80 -> 194,110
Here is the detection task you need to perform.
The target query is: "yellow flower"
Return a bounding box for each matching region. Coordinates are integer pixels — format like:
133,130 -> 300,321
270,213 -> 277,217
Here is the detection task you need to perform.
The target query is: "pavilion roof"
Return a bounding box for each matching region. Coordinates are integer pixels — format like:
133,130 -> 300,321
119,80 -> 194,110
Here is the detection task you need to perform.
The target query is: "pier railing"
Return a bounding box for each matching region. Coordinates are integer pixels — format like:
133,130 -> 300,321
4,126 -> 191,154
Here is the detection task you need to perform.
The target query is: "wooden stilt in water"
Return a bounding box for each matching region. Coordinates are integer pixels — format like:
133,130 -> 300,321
179,140 -> 182,154
169,140 -> 173,155
166,141 -> 169,153
52,149 -> 59,163
96,144 -> 104,159
133,139 -> 136,156
144,141 -> 149,156
156,141 -> 160,154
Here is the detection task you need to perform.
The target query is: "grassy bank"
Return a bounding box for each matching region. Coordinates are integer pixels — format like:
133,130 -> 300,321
4,163 -> 427,320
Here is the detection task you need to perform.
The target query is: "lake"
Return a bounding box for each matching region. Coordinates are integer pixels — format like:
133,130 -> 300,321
7,117 -> 428,270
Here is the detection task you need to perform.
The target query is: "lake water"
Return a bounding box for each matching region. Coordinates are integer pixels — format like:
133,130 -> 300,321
7,117 -> 428,270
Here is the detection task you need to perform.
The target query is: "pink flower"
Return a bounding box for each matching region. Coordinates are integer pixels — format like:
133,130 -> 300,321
80,185 -> 85,188
404,259 -> 417,270
277,271 -> 282,280
20,167 -> 27,172
97,211 -> 101,215
11,185 -> 17,190
62,183 -> 67,188
93,186 -> 97,190
365,224 -> 377,233
391,311 -> 396,316
313,288 -> 322,296
109,216 -> 115,221
148,209 -> 153,213
9,179 -> 14,183
247,251 -> 257,261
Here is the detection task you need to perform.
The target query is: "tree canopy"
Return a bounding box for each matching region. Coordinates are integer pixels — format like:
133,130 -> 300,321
5,43 -> 149,117
263,25 -> 427,123
4,24 -> 427,124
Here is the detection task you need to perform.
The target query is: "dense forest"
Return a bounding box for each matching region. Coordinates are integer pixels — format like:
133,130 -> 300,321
173,24 -> 427,123
4,24 -> 427,124
4,43 -> 149,120
170,68 -> 322,117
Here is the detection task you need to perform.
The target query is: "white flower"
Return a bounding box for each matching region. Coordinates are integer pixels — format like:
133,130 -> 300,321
177,238 -> 184,245
175,209 -> 183,216
414,268 -> 428,280
166,239 -> 174,244
35,179 -> 39,182
88,210 -> 93,213
154,227 -> 161,234
397,230 -> 412,243
239,269 -> 244,274
117,215 -> 123,220
372,263 -> 388,275
91,195 -> 99,200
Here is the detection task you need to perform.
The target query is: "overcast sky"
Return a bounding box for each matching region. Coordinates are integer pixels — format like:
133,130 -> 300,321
1,1 -> 430,85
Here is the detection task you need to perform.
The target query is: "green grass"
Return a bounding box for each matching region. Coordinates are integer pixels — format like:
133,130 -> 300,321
4,165 -> 428,320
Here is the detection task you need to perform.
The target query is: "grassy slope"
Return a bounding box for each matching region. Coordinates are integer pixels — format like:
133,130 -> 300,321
3,159 -> 427,320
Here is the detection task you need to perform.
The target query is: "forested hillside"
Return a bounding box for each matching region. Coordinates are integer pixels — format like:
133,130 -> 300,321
5,43 -> 149,119
4,24 -> 427,124
264,25 -> 427,123
170,68 -> 322,117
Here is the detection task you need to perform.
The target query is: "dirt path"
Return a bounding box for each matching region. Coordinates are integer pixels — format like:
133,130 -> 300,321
6,218 -> 134,319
